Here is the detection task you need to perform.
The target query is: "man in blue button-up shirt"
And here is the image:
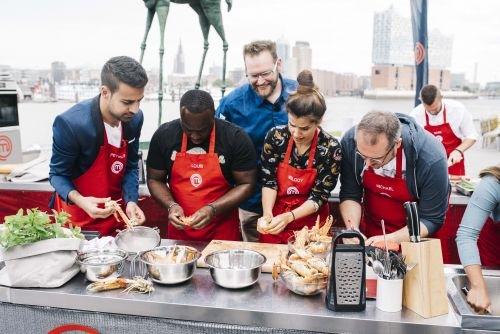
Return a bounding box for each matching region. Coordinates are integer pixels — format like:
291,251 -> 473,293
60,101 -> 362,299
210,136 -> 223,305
216,40 -> 297,242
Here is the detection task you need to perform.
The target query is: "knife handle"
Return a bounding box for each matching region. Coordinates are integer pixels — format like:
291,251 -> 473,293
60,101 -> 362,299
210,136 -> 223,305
403,201 -> 417,242
410,202 -> 421,242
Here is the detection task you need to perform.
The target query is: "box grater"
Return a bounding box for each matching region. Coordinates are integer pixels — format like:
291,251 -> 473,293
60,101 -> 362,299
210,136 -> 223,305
325,230 -> 366,311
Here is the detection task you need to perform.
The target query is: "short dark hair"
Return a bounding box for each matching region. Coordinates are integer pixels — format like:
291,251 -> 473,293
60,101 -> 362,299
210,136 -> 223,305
180,90 -> 214,113
420,84 -> 439,105
101,56 -> 148,93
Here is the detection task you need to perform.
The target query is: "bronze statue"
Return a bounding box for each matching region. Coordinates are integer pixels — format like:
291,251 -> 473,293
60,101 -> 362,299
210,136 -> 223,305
140,0 -> 232,126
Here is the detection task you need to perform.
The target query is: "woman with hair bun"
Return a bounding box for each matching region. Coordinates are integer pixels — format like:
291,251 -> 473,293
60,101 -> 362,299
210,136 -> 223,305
257,70 -> 342,243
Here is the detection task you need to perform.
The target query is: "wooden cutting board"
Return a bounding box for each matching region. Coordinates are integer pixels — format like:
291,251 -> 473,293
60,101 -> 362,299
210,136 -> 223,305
197,240 -> 288,273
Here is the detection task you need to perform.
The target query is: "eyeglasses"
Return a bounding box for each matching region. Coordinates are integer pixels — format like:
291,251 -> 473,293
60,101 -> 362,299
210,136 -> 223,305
246,60 -> 278,82
356,142 -> 396,165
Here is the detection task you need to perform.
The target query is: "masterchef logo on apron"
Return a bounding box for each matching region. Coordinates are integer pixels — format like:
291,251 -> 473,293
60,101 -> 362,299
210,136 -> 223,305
190,173 -> 202,187
286,186 -> 300,195
111,161 -> 123,174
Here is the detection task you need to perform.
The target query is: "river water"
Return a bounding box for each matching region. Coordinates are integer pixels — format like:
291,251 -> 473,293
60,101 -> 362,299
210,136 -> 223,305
18,96 -> 499,150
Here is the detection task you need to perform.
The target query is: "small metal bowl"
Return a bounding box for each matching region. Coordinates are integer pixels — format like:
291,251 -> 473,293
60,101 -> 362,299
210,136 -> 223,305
204,249 -> 266,289
77,249 -> 127,282
140,246 -> 201,285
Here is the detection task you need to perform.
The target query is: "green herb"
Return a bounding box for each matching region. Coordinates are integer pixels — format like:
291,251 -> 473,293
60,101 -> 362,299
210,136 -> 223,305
457,181 -> 476,191
0,208 -> 83,249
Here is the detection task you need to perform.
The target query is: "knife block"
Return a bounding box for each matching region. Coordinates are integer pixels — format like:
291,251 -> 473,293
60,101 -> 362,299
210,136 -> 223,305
400,238 -> 448,318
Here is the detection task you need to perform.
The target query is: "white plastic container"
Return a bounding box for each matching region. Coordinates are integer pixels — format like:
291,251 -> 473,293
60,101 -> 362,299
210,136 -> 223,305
376,277 -> 403,312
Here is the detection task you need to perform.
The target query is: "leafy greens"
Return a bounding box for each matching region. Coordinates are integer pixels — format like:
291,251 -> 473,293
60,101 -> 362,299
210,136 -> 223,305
0,208 -> 83,249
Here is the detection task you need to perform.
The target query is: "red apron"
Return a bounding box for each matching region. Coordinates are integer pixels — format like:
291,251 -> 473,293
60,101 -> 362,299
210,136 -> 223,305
260,130 -> 329,244
478,217 -> 500,266
424,105 -> 465,176
54,125 -> 128,236
168,125 -> 240,241
361,146 -> 416,237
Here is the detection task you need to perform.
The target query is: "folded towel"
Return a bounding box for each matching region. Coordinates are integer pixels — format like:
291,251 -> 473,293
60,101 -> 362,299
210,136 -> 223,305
7,154 -> 50,183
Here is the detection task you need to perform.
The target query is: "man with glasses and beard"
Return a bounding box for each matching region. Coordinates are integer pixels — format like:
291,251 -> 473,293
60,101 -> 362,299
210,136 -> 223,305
216,40 -> 297,242
339,111 -> 450,245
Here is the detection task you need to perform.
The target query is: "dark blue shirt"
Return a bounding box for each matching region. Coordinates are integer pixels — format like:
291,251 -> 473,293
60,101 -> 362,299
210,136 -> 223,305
216,75 -> 297,213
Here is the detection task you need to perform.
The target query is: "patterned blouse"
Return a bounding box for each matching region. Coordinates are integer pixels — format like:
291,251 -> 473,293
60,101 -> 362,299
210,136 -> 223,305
260,125 -> 342,207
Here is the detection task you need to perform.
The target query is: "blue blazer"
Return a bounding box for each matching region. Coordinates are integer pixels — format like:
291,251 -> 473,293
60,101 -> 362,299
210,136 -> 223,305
49,95 -> 143,207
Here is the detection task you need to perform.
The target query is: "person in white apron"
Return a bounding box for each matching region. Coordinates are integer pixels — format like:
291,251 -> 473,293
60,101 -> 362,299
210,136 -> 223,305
410,84 -> 478,176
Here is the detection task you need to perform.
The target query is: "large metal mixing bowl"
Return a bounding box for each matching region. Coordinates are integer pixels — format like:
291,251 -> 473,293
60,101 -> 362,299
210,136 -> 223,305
204,249 -> 266,289
140,246 -> 200,284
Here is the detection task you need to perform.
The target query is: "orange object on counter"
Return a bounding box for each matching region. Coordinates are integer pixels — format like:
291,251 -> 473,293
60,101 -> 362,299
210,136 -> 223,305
372,240 -> 400,252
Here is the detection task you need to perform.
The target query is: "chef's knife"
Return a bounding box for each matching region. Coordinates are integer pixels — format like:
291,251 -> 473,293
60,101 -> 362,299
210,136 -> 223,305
410,202 -> 421,242
403,201 -> 417,242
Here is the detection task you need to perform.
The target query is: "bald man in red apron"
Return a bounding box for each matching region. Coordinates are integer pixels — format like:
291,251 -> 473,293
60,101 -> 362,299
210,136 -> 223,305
147,90 -> 257,241
167,126 -> 241,241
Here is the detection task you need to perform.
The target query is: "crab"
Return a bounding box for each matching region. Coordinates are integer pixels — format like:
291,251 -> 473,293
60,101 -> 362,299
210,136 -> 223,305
105,199 -> 137,229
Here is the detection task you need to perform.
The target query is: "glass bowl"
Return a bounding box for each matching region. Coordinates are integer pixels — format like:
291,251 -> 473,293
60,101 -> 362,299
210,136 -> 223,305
280,269 -> 327,296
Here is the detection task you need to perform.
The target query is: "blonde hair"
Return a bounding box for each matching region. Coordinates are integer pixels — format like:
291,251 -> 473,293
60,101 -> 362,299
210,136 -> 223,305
479,165 -> 500,181
243,40 -> 277,61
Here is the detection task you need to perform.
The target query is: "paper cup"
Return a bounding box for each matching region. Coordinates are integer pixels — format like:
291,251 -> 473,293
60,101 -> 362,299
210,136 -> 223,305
376,277 -> 403,312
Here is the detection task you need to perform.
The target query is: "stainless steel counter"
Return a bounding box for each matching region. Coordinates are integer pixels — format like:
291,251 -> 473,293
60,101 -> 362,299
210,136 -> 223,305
0,240 -> 463,334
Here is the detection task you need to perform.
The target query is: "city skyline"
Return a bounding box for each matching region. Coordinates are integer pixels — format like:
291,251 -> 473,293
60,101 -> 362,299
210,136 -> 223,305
1,0 -> 500,85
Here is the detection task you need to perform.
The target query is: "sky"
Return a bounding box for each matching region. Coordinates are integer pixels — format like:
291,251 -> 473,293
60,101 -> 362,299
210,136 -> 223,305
1,0 -> 500,85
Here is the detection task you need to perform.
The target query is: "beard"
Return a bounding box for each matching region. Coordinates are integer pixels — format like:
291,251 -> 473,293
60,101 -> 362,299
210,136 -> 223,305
251,76 -> 279,99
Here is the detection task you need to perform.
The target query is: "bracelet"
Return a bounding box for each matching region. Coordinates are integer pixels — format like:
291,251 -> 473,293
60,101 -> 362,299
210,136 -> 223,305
454,148 -> 463,156
207,203 -> 217,217
167,202 -> 179,212
290,211 -> 296,222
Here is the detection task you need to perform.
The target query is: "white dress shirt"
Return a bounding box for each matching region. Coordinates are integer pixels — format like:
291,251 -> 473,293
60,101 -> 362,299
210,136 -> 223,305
104,122 -> 122,148
410,99 -> 479,140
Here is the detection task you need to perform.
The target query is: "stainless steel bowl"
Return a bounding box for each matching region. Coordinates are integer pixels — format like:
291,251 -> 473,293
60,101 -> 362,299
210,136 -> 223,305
77,249 -> 127,282
204,249 -> 266,289
140,246 -> 201,284
115,226 -> 161,256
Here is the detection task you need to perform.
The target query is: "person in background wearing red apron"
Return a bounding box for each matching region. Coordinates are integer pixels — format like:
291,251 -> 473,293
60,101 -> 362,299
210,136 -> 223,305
49,56 -> 148,236
339,111 -> 450,245
257,70 -> 342,244
410,84 -> 478,176
147,90 -> 257,241
456,165 -> 500,314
